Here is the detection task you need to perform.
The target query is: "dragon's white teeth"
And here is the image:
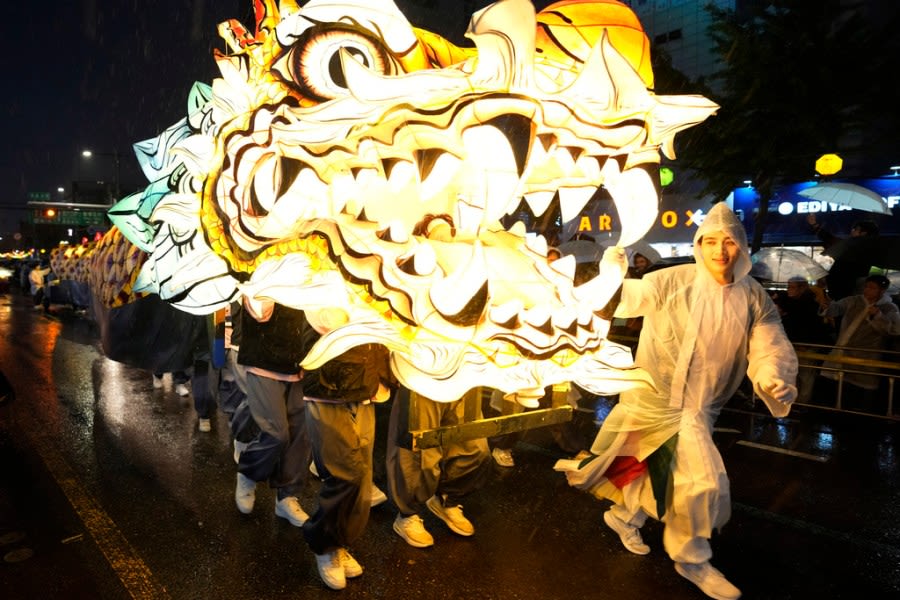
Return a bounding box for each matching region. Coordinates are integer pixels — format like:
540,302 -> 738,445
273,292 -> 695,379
552,306 -> 577,330
524,135 -> 553,173
523,305 -> 550,329
524,190 -> 554,216
457,125 -> 520,225
552,146 -> 577,173
344,197 -> 364,218
576,304 -> 593,327
606,167 -> 659,248
483,171 -> 521,224
332,172 -> 359,216
456,202 -> 484,236
558,186 -> 596,224
549,254 -> 576,281
409,242 -> 437,275
421,152 -> 461,201
600,155 -> 622,180
524,232 -> 548,257
508,221 -> 528,237
380,221 -> 409,244
573,265 -> 624,311
593,315 -> 611,338
429,241 -> 488,317
575,155 -> 601,181
387,159 -> 417,192
489,298 -> 524,326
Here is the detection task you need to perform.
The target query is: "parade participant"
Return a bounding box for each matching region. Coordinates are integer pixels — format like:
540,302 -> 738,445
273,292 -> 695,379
300,308 -> 396,591
387,213 -> 491,548
234,299 -> 312,528
557,203 -> 798,600
386,386 -> 491,548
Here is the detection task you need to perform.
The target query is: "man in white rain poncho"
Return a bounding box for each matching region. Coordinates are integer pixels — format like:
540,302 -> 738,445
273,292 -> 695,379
556,202 -> 797,600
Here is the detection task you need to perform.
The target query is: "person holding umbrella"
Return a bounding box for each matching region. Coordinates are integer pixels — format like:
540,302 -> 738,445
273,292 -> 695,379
807,213 -> 880,300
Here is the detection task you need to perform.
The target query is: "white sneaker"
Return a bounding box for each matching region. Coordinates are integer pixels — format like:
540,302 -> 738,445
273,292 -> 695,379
603,510 -> 650,555
315,550 -> 346,590
275,496 -> 309,527
233,440 -> 248,464
492,447 -> 515,467
198,418 -> 211,432
675,561 -> 741,600
340,548 -> 363,578
235,473 -> 256,514
152,375 -> 164,389
370,484 -> 388,507
393,513 -> 434,548
175,383 -> 190,397
426,495 -> 474,536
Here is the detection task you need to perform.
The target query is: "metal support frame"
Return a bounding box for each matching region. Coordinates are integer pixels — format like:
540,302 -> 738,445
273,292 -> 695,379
410,383 -> 573,450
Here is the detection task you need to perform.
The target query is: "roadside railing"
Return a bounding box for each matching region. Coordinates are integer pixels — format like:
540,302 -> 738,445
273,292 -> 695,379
791,343 -> 900,419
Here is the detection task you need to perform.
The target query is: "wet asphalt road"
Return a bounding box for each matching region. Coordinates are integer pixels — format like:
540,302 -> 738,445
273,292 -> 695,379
1,285 -> 899,600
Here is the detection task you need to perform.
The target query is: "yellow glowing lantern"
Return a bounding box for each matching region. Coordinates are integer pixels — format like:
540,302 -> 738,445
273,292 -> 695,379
815,153 -> 842,176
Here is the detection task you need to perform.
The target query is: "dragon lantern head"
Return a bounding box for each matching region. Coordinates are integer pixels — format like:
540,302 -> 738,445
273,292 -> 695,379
111,0 -> 717,401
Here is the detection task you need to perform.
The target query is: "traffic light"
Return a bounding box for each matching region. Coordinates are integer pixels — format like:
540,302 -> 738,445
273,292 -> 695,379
43,207 -> 57,219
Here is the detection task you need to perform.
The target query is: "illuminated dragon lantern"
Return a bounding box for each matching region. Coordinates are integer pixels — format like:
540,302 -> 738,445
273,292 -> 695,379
105,0 -> 717,402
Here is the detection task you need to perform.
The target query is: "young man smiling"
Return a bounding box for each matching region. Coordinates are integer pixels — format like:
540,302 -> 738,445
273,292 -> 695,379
558,202 -> 798,600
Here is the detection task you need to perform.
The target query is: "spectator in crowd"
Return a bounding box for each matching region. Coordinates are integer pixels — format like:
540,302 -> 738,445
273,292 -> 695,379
815,274 -> 900,412
807,214 -> 880,300
772,276 -> 835,403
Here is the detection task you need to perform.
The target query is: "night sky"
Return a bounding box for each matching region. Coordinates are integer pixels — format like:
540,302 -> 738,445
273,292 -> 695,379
0,0 -> 507,234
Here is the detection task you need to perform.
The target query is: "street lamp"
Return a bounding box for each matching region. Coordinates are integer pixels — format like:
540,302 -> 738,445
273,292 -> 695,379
82,149 -> 120,204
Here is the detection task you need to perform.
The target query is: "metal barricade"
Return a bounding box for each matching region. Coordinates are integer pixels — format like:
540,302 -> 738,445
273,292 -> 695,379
792,343 -> 900,419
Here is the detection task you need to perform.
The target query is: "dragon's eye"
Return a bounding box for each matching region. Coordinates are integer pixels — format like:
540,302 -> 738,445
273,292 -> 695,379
273,24 -> 394,101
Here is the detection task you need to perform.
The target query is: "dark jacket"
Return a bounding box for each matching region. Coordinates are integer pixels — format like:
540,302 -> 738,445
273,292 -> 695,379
302,343 -> 395,403
237,303 -> 309,375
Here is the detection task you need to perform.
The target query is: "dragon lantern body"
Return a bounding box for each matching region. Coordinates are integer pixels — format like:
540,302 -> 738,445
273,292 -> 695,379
92,0 -> 717,401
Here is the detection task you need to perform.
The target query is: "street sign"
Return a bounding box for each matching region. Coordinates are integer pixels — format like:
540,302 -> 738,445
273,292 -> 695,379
30,208 -> 108,226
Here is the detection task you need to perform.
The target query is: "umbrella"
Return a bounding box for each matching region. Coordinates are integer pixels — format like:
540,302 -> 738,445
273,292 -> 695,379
824,235 -> 900,271
797,183 -> 891,215
884,271 -> 900,296
557,239 -> 608,263
625,240 -> 662,265
750,247 -> 829,282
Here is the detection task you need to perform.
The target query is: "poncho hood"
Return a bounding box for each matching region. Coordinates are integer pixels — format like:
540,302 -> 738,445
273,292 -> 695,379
692,202 -> 752,284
